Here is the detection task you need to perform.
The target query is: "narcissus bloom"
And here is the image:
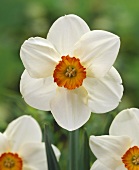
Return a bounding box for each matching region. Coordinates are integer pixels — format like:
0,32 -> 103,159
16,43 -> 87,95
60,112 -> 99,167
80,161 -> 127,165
89,108 -> 139,170
20,14 -> 123,131
0,115 -> 60,170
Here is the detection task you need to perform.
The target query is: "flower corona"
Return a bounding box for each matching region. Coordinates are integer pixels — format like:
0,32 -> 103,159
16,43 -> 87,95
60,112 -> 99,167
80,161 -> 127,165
122,146 -> 139,170
53,55 -> 86,90
0,152 -> 22,170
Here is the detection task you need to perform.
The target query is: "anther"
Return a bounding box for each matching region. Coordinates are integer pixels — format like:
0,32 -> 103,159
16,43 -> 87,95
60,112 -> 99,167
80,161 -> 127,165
132,156 -> 139,165
4,159 -> 15,168
65,66 -> 76,77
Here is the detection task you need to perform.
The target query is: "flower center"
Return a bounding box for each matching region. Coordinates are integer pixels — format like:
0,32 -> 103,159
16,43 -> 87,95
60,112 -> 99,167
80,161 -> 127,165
53,55 -> 86,90
0,152 -> 23,170
122,146 -> 139,170
65,66 -> 76,77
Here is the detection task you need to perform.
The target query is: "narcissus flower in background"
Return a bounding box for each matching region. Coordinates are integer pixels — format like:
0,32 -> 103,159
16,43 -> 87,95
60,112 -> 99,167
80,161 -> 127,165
20,14 -> 123,131
89,108 -> 139,170
0,115 -> 60,170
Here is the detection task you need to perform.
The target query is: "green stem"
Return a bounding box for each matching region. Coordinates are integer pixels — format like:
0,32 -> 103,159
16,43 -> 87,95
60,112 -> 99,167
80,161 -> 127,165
68,129 -> 79,170
44,125 -> 60,170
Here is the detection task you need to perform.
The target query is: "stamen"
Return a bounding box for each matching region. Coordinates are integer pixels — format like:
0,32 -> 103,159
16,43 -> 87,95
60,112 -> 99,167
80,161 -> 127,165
4,158 -> 15,168
65,66 -> 76,77
132,156 -> 139,165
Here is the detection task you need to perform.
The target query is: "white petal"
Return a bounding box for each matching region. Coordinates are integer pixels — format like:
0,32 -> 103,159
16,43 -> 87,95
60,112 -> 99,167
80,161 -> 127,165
74,30 -> 120,78
4,115 -> 42,152
20,37 -> 60,78
90,160 -> 110,170
91,161 -> 125,170
116,164 -> 126,170
20,70 -> 56,111
109,108 -> 139,146
22,165 -> 37,170
83,67 -> 123,113
50,87 -> 91,131
51,144 -> 61,161
47,14 -> 90,55
20,142 -> 47,170
91,160 -> 125,170
89,135 -> 131,169
0,133 -> 9,154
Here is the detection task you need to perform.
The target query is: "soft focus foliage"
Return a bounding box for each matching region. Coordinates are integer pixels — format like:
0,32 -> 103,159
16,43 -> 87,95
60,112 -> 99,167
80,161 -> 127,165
0,0 -> 139,168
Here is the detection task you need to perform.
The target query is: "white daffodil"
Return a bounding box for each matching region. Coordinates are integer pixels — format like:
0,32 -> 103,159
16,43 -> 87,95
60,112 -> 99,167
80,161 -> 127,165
0,115 -> 60,170
89,108 -> 139,170
20,14 -> 123,131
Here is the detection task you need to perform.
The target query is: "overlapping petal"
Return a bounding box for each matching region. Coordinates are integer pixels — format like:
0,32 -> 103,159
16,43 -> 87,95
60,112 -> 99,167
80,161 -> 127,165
89,135 -> 131,169
90,160 -> 110,170
21,144 -> 60,170
50,87 -> 91,131
20,142 -> 47,170
109,108 -> 139,146
74,30 -> 120,78
20,70 -> 57,111
83,67 -> 123,113
47,14 -> 90,55
4,115 -> 42,152
0,133 -> 9,154
20,37 -> 60,78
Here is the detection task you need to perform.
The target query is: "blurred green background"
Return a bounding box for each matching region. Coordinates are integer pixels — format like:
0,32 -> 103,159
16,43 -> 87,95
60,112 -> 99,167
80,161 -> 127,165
0,0 -> 139,168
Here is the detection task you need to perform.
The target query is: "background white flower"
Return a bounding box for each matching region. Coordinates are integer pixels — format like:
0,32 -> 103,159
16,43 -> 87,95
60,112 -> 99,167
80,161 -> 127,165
0,115 -> 60,170
89,108 -> 139,170
20,14 -> 123,131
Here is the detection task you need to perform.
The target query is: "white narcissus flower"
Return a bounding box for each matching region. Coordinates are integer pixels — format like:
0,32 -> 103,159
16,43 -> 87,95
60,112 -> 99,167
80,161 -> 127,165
0,115 -> 60,170
89,108 -> 139,170
20,14 -> 123,131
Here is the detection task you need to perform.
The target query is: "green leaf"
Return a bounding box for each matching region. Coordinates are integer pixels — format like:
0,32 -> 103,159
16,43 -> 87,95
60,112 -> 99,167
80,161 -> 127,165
68,129 -> 79,170
79,129 -> 90,170
44,125 -> 61,170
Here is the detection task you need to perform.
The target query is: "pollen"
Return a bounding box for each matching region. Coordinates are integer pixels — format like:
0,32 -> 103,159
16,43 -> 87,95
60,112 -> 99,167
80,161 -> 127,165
122,146 -> 139,170
53,55 -> 86,90
0,152 -> 23,170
